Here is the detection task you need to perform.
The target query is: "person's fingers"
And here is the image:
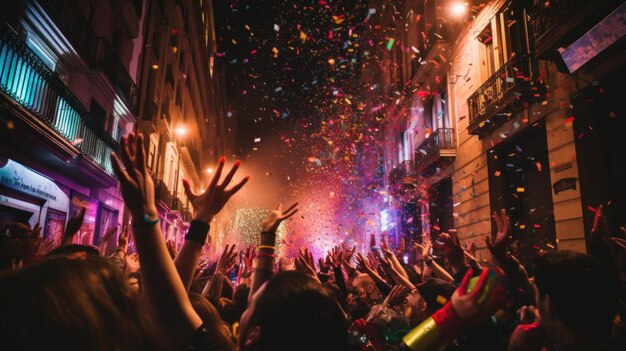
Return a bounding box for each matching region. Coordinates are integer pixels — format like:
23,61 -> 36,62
281,208 -> 298,221
458,268 -> 473,295
225,176 -> 250,196
111,152 -> 131,182
493,211 -> 503,232
182,178 -> 198,200
283,202 -> 299,215
135,133 -> 146,171
219,160 -> 241,189
209,156 -> 226,190
611,237 -> 626,250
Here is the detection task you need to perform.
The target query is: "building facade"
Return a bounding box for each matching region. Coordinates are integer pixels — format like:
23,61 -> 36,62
0,0 -> 142,249
136,0 -> 228,248
366,0 -> 625,263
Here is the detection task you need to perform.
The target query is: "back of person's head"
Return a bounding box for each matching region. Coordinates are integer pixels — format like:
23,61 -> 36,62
0,255 -> 155,350
46,244 -> 100,258
533,250 -> 619,339
416,277 -> 456,314
252,271 -> 348,351
189,293 -> 236,350
352,273 -> 376,294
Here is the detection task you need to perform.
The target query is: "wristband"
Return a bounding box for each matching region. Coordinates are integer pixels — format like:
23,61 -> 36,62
257,252 -> 276,259
185,220 -> 210,244
131,214 -> 160,228
257,245 -> 276,251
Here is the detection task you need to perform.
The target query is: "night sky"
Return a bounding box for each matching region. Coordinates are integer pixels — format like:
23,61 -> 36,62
212,0 -> 386,254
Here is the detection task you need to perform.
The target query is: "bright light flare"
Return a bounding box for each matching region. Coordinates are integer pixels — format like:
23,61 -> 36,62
175,126 -> 187,136
450,2 -> 468,17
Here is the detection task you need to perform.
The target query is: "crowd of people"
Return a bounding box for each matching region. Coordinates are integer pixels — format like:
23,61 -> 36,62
1,132 -> 625,350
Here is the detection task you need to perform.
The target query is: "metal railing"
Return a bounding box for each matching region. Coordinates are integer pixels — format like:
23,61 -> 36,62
414,128 -> 455,168
155,180 -> 191,221
0,25 -> 116,174
529,0 -> 588,50
467,55 -> 531,128
36,0 -> 138,114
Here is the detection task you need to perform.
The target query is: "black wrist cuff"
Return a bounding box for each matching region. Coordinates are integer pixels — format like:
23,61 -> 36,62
185,220 -> 210,244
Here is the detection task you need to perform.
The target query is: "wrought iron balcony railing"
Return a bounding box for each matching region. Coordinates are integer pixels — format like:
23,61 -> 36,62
0,25 -> 116,174
528,0 -> 599,57
467,55 -> 541,135
154,180 -> 191,221
414,128 -> 456,173
36,0 -> 139,114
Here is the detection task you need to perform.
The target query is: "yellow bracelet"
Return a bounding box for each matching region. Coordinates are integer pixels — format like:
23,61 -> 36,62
257,245 -> 276,251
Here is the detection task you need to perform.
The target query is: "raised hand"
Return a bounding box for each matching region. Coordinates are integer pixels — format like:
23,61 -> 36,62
261,202 -> 299,232
355,253 -> 373,274
242,245 -> 256,271
182,157 -> 249,223
216,244 -> 238,275
485,209 -> 511,260
111,133 -> 156,221
437,231 -> 466,270
342,246 -> 356,267
450,268 -> 506,322
295,247 -> 318,281
32,222 -> 42,237
384,285 -> 410,308
414,236 -> 432,261
62,207 -> 85,246
327,246 -> 343,268
118,226 -> 130,250
99,226 -> 119,255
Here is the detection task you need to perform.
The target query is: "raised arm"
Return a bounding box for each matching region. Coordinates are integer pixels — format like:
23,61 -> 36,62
249,202 -> 298,299
111,132 -> 201,348
61,207 -> 85,246
174,157 -> 248,291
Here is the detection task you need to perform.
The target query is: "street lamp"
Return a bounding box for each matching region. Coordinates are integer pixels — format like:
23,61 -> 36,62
175,126 -> 187,137
449,1 -> 468,18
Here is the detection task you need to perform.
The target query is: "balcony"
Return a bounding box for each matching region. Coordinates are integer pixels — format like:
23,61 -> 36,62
36,0 -> 139,114
389,160 -> 414,186
529,0 -> 617,58
414,128 -> 456,175
467,55 -> 544,136
154,180 -> 191,221
0,25 -> 116,176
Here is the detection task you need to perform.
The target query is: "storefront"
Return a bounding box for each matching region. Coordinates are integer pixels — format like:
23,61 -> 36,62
0,157 -> 70,245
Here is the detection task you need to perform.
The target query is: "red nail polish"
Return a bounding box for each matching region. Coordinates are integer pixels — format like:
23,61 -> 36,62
235,160 -> 241,166
245,175 -> 251,180
219,156 -> 226,162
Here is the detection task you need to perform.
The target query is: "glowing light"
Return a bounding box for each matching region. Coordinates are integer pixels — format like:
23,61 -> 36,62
206,168 -> 213,174
175,126 -> 187,136
152,64 -> 159,70
450,2 -> 468,17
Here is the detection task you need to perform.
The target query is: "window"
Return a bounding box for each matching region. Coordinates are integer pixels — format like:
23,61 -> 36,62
477,1 -> 527,82
148,133 -> 159,171
89,100 -> 107,132
25,33 -> 57,71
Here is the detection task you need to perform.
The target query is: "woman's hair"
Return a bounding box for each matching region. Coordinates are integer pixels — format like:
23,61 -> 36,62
0,256 -> 155,350
189,293 -> 236,350
251,271 -> 348,351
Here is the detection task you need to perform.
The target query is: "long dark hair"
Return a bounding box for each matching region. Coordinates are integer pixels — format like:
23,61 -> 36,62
0,256 -> 156,350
